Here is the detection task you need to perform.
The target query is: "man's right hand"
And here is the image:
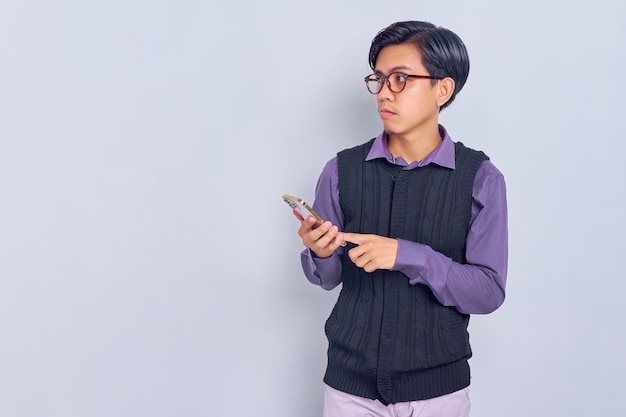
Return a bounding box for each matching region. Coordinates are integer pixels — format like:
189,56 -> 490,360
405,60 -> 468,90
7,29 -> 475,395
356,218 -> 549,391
296,213 -> 344,259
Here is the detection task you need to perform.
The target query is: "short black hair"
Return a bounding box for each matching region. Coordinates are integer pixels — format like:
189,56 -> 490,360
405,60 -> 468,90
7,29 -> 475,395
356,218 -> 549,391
369,21 -> 470,110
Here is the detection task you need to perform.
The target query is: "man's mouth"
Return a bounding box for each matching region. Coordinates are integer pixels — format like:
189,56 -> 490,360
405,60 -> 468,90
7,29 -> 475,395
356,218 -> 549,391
378,107 -> 395,117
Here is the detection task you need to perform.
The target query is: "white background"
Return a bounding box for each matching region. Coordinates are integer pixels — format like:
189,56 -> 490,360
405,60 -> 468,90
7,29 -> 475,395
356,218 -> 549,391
1,1 -> 625,416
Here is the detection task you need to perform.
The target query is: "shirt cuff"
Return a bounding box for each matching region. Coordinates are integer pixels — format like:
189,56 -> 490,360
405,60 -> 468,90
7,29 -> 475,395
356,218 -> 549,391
393,238 -> 452,286
301,248 -> 342,289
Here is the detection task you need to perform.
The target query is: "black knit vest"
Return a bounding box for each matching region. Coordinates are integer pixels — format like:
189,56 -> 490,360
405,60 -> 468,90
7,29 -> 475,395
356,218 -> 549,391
323,139 -> 488,404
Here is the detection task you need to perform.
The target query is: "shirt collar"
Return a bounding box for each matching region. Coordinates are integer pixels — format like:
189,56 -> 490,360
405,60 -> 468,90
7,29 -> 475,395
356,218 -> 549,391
365,124 -> 456,170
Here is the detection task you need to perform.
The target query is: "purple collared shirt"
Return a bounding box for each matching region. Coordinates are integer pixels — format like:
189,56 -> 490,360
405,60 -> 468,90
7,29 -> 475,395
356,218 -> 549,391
300,125 -> 508,315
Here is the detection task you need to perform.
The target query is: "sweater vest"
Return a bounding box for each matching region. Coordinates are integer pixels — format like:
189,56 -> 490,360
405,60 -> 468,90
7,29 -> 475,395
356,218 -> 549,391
323,139 -> 488,404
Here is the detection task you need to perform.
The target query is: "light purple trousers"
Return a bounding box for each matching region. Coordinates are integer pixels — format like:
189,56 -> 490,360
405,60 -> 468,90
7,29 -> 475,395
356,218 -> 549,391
322,384 -> 471,417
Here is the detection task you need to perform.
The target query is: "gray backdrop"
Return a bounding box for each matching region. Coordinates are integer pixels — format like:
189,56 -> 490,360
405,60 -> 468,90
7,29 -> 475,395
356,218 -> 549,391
2,1 -> 625,416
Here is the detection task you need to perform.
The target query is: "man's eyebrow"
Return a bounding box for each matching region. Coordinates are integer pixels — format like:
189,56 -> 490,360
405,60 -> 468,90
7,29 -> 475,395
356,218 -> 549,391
374,65 -> 413,74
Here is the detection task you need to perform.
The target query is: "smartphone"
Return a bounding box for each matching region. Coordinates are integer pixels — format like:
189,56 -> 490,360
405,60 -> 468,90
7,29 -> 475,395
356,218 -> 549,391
282,194 -> 347,247
282,194 -> 324,224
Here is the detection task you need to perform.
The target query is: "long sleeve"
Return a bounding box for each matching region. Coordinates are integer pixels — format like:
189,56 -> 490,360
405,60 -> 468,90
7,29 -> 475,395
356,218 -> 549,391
300,157 -> 344,290
394,160 -> 508,314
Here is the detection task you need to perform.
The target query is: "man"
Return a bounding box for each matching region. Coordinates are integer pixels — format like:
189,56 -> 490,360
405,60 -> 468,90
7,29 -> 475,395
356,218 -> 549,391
295,21 -> 507,417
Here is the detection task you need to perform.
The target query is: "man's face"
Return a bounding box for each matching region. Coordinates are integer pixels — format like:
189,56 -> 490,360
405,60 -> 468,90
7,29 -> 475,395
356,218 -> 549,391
373,43 -> 441,139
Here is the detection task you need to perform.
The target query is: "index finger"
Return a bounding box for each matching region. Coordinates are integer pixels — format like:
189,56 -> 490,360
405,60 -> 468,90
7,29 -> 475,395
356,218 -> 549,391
342,232 -> 363,244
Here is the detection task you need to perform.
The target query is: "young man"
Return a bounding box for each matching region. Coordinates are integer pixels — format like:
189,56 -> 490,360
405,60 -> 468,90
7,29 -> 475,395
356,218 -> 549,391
295,21 -> 507,417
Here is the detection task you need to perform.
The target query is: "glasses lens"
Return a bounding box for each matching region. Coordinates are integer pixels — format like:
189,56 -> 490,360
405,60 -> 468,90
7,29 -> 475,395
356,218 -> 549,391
366,76 -> 382,94
388,73 -> 406,93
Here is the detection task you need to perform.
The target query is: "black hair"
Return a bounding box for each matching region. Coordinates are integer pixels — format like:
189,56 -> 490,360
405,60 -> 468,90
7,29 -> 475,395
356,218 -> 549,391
369,21 -> 470,110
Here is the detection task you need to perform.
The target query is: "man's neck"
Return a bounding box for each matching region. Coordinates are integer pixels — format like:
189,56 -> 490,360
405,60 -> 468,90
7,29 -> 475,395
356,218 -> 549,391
387,126 -> 442,164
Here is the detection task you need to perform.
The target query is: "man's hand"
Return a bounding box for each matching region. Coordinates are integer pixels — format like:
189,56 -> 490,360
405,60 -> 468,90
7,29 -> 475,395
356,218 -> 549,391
342,233 -> 398,272
296,212 -> 344,259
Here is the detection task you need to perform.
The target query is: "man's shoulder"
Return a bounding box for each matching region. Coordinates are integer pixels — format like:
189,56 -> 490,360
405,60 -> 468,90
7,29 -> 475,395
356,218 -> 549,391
477,159 -> 505,179
338,138 -> 377,156
454,141 -> 489,161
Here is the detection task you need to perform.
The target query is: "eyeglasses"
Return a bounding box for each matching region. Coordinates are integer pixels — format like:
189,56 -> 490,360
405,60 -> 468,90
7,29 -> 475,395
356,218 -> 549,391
364,72 -> 443,94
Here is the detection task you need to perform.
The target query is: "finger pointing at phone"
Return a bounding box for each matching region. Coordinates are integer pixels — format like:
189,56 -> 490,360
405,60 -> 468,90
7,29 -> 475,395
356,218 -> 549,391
342,232 -> 398,273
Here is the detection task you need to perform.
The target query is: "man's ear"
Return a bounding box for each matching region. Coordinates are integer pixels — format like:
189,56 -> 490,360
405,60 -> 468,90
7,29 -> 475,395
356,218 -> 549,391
436,77 -> 455,107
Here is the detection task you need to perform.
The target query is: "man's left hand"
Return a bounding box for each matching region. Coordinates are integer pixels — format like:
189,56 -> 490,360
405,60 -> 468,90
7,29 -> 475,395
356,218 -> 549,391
342,233 -> 398,273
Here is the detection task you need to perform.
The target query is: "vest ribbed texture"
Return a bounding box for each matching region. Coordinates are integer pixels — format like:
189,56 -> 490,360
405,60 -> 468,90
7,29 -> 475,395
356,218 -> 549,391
323,139 -> 488,404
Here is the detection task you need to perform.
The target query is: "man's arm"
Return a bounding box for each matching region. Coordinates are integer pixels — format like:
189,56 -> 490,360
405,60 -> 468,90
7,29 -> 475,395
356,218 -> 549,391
397,161 -> 507,314
298,157 -> 345,290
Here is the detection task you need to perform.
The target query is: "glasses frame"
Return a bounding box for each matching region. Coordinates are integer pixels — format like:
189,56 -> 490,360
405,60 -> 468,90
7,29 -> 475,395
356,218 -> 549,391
364,72 -> 443,94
